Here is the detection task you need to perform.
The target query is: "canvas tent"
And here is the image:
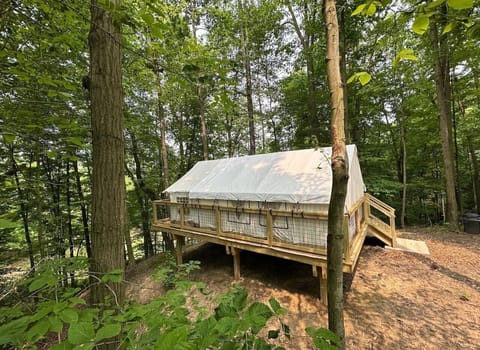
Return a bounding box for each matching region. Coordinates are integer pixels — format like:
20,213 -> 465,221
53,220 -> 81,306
153,145 -> 396,305
163,145 -> 366,248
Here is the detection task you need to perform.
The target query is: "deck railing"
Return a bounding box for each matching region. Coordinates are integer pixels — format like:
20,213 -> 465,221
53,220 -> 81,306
152,196 -> 371,261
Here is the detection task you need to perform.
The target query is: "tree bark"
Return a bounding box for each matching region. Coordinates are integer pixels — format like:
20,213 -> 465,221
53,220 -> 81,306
128,131 -> 154,258
400,120 -> 407,228
9,145 -> 35,272
430,6 -> 459,229
66,161 -> 75,286
286,0 -> 321,143
73,160 -> 92,258
88,0 -> 126,318
324,0 -> 347,347
238,0 -> 256,155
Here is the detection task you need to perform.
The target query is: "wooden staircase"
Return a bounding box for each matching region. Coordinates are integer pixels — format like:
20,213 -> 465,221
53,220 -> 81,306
365,194 -> 396,247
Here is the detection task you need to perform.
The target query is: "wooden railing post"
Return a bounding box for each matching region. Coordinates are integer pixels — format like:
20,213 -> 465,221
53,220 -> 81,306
215,207 -> 222,234
343,215 -> 351,263
266,209 -> 273,246
179,206 -> 185,228
152,201 -> 158,224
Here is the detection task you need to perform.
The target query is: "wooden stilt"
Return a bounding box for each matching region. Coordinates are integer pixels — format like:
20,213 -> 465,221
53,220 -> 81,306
175,235 -> 185,265
232,247 -> 241,280
312,265 -> 318,277
320,266 -> 328,306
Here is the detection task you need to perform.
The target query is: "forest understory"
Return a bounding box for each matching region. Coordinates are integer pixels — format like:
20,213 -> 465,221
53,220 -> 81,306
125,227 -> 480,350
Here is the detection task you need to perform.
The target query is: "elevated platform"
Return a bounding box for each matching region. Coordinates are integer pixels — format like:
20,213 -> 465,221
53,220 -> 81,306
152,194 -> 395,305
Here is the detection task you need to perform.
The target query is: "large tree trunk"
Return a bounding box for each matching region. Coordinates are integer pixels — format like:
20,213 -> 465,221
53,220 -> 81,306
324,0 -> 347,347
430,6 -> 459,229
88,0 -> 126,318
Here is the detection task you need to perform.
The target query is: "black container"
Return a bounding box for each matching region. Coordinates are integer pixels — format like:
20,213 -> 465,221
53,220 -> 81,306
463,213 -> 480,234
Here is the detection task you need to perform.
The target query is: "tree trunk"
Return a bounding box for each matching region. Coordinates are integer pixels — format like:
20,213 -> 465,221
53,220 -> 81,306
338,1 -> 349,143
9,145 -> 35,272
467,142 -> 480,214
198,86 -> 209,160
88,0 -> 126,318
238,0 -> 256,155
430,7 -> 459,229
400,120 -> 407,228
73,160 -> 91,258
324,0 -> 347,348
128,131 -> 154,258
66,161 -> 76,286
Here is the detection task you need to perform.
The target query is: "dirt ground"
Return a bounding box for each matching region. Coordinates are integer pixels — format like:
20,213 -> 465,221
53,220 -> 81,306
126,228 -> 480,349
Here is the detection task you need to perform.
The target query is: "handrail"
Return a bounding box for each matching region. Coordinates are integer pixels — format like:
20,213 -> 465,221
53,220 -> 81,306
366,193 -> 395,217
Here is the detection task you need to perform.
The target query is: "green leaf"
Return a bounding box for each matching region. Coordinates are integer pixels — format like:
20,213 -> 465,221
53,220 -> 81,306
68,297 -> 87,306
51,342 -> 74,350
95,324 -> 121,341
3,134 -> 15,144
60,309 -> 79,324
306,327 -> 341,349
412,14 -> 430,35
268,298 -> 283,315
351,4 -> 366,16
347,72 -> 372,86
426,0 -> 446,9
154,326 -> 188,349
29,276 -> 51,292
447,0 -> 473,9
0,218 -> 18,229
243,302 -> 273,334
366,3 -> 377,15
442,22 -> 455,34
101,269 -> 123,283
48,316 -> 64,333
68,322 -> 95,345
393,49 -> 419,67
26,320 -> 50,342
141,12 -> 155,25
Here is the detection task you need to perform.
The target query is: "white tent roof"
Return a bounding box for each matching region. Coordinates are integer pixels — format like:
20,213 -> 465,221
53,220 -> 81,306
165,145 -> 365,209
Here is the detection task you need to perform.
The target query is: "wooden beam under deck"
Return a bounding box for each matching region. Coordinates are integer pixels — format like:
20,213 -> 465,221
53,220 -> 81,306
153,221 -> 361,273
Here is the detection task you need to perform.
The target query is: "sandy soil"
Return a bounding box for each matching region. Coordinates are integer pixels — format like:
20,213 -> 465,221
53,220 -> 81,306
126,228 -> 480,349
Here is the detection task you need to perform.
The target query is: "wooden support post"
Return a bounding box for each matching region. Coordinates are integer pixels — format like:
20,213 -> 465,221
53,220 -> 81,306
319,266 -> 327,306
179,206 -> 185,228
215,207 -> 222,234
152,202 -> 158,224
390,214 -> 396,247
232,247 -> 241,280
266,209 -> 273,246
312,265 -> 318,277
175,235 -> 185,265
355,209 -> 361,236
343,215 -> 351,263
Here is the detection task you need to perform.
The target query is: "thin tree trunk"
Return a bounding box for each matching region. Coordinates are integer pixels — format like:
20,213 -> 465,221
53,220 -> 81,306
467,142 -> 480,214
238,0 -> 256,155
128,131 -> 154,258
89,0 -> 126,319
430,9 -> 459,229
338,1 -> 349,143
324,0 -> 347,347
199,87 -> 209,160
66,161 -> 75,286
9,145 -> 35,272
73,160 -> 91,258
400,120 -> 407,228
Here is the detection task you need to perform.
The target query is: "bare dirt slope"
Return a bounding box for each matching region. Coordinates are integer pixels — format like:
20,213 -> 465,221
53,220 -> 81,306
126,228 -> 480,349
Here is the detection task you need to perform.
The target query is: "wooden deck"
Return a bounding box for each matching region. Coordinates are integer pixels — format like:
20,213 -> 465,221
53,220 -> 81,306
151,194 -> 395,305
